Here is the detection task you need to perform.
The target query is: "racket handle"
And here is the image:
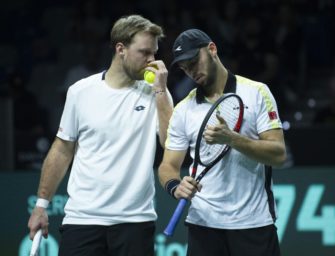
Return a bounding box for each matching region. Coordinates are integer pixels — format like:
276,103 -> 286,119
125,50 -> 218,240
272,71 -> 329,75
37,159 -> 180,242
163,199 -> 188,236
30,229 -> 42,256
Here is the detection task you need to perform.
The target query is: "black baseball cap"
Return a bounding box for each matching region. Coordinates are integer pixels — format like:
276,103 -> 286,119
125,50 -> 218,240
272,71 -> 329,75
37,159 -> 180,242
171,29 -> 212,66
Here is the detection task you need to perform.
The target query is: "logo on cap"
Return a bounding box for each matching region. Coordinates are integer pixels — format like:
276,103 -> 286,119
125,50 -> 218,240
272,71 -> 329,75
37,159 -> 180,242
175,46 -> 182,52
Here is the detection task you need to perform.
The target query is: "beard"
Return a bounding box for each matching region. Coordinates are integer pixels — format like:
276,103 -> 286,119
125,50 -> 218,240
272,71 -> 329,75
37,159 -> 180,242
123,61 -> 143,81
201,54 -> 218,94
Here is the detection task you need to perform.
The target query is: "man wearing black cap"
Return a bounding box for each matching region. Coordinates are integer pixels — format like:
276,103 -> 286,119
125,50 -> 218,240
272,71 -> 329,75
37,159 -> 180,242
158,29 -> 286,256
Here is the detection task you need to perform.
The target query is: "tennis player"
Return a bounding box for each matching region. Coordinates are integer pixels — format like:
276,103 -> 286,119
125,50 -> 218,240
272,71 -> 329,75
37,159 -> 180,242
159,29 -> 286,256
27,15 -> 173,256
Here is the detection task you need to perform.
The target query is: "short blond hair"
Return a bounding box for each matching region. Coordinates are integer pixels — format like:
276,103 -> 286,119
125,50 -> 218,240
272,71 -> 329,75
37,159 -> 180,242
110,15 -> 164,54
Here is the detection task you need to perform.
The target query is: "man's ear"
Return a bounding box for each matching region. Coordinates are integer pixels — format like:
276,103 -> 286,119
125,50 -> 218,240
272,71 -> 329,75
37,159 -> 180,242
208,42 -> 217,57
116,42 -> 125,57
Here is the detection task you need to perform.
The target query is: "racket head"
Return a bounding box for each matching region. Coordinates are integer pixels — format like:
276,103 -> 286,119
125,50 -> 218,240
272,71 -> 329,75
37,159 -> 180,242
195,93 -> 244,167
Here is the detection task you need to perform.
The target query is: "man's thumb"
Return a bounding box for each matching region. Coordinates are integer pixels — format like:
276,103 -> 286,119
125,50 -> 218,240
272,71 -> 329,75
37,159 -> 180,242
216,112 -> 225,123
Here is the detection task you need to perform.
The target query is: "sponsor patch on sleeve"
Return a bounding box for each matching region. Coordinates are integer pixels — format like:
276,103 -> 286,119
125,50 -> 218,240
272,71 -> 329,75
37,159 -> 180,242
268,111 -> 278,120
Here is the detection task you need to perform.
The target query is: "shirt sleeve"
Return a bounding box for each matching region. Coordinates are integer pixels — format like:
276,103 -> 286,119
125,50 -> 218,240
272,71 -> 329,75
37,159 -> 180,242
57,86 -> 78,141
256,83 -> 283,134
165,105 -> 189,151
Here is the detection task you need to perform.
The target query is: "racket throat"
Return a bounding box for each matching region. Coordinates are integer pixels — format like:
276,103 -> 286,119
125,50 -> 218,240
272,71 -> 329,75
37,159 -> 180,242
191,166 -> 197,178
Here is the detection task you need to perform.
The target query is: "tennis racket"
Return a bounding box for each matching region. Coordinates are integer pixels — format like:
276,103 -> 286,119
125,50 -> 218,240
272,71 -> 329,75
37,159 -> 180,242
30,229 -> 42,256
164,93 -> 244,236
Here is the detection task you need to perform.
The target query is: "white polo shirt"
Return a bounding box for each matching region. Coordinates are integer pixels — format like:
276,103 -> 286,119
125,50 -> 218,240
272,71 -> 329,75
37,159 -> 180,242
57,72 -> 158,225
166,73 -> 282,229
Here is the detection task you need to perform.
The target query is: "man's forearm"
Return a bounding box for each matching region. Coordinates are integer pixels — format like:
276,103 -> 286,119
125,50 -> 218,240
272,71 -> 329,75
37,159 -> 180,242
156,90 -> 173,148
38,138 -> 74,200
158,162 -> 181,188
230,131 -> 286,167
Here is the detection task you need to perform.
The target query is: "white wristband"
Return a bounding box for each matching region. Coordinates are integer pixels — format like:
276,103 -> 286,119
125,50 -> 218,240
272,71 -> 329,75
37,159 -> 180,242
36,198 -> 49,208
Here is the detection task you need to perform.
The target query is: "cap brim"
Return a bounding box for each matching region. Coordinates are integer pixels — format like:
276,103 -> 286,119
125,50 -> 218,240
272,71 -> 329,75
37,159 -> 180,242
170,48 -> 200,67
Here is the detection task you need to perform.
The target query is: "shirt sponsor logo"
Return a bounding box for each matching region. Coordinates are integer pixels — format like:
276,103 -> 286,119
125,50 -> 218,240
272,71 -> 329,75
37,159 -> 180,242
268,111 -> 278,120
135,105 -> 145,111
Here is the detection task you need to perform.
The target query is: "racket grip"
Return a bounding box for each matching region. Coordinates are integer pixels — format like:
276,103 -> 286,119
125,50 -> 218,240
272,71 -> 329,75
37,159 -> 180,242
163,199 -> 188,236
30,229 -> 42,256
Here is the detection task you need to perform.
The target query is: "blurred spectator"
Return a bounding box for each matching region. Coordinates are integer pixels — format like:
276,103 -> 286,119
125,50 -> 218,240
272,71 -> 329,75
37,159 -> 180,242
313,76 -> 335,126
0,0 -> 334,168
233,14 -> 288,109
66,0 -> 109,44
299,0 -> 334,69
273,3 -> 304,99
60,43 -> 106,100
234,14 -> 277,81
59,0 -> 110,76
4,70 -> 49,135
31,31 -> 58,66
1,70 -> 51,170
217,0 -> 241,69
63,44 -> 104,86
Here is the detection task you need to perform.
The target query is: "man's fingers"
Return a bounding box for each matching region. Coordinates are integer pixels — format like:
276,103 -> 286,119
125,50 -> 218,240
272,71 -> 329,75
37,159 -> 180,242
42,225 -> 49,238
216,113 -> 225,124
176,176 -> 200,199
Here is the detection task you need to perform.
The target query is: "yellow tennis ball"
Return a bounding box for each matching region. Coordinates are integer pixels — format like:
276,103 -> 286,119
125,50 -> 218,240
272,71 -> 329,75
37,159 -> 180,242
144,71 -> 155,84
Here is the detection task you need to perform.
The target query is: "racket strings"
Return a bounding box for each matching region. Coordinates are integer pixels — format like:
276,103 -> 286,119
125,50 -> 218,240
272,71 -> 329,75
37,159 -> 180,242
217,97 -> 241,130
199,97 -> 241,166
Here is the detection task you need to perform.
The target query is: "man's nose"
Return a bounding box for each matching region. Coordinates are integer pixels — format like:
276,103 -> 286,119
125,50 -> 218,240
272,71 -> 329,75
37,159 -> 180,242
147,54 -> 155,63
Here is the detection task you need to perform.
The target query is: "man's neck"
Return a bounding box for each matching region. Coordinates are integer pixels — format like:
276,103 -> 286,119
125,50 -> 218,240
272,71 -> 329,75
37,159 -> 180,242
216,64 -> 228,93
104,60 -> 135,89
205,64 -> 228,102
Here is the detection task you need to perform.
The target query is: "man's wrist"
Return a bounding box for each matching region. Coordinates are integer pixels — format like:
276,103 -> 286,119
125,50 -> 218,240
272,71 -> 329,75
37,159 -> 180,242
164,179 -> 180,199
154,89 -> 166,95
36,198 -> 50,208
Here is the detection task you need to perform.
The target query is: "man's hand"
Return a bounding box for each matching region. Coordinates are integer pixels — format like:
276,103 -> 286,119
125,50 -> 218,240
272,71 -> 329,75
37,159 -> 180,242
174,176 -> 202,200
145,60 -> 168,92
203,113 -> 233,145
28,207 -> 49,239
